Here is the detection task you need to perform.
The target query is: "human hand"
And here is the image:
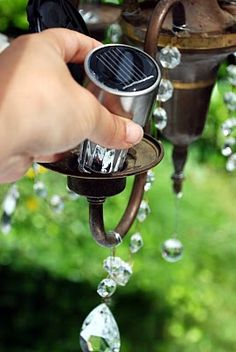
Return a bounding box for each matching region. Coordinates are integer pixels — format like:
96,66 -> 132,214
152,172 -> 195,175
0,29 -> 143,183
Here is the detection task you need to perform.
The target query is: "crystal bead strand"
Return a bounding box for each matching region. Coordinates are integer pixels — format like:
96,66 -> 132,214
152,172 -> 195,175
80,169 -> 155,352
161,193 -> 184,263
153,45 -> 181,132
221,63 -> 236,172
0,184 -> 20,235
81,243 -> 123,351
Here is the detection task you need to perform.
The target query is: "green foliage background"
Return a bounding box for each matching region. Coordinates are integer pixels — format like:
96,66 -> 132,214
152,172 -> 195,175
0,2 -> 236,351
0,0 -> 28,33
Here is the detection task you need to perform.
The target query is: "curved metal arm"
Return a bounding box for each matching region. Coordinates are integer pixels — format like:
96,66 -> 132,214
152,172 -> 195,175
87,1 -> 182,248
144,0 -> 184,58
88,173 -> 147,247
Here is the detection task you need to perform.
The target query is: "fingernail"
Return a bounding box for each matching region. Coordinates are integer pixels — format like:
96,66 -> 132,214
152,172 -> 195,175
126,121 -> 143,145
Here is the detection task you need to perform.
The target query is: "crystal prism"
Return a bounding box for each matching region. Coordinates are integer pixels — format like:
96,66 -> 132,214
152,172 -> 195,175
97,278 -> 117,298
156,79 -> 174,102
226,153 -> 236,172
103,256 -> 132,286
144,170 -> 155,192
153,107 -> 168,130
227,64 -> 236,86
221,118 -> 236,136
2,185 -> 19,216
221,137 -> 235,157
33,181 -> 47,198
224,92 -> 236,111
159,45 -> 181,69
50,195 -> 64,213
137,200 -> 151,222
162,238 -> 183,263
80,303 -> 120,352
129,232 -> 144,254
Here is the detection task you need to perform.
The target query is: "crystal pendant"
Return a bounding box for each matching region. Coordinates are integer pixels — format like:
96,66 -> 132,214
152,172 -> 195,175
227,64 -> 236,86
1,212 -> 11,235
97,278 -> 117,298
156,79 -> 174,102
161,238 -> 183,263
221,118 -> 236,136
129,232 -> 144,254
106,23 -> 122,44
50,195 -> 64,213
33,181 -> 47,198
137,200 -> 151,222
226,153 -> 236,172
80,303 -> 120,352
144,170 -> 155,192
153,107 -> 168,130
146,170 -> 155,184
221,137 -> 235,157
103,256 -> 132,286
159,45 -> 181,69
224,92 -> 236,111
2,185 -> 19,216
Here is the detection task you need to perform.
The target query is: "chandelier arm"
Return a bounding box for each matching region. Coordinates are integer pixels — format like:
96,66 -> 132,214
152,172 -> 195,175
88,173 -> 147,248
144,0 -> 184,58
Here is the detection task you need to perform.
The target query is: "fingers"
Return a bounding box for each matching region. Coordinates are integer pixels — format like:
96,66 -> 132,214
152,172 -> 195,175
39,28 -> 101,63
0,154 -> 33,183
76,87 -> 144,149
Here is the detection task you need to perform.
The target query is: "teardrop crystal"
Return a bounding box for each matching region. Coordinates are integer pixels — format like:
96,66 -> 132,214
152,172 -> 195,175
80,303 -> 120,352
129,232 -> 144,254
162,238 -> 183,263
137,200 -> 151,222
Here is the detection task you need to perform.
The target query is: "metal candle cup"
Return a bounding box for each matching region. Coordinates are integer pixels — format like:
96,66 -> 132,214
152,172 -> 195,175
78,44 -> 161,174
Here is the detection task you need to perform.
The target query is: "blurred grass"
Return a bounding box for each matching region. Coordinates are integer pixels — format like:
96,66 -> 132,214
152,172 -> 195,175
0,141 -> 236,351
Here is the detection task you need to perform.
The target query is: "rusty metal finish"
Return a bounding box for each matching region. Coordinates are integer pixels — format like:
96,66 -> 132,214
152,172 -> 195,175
41,135 -> 164,180
144,0 -> 183,58
121,0 -> 236,50
68,177 -> 127,198
88,173 -> 147,247
42,136 -> 163,247
121,18 -> 236,50
137,0 -> 236,194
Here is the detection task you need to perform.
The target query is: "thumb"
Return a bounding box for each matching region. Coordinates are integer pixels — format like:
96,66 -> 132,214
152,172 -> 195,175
78,87 -> 144,149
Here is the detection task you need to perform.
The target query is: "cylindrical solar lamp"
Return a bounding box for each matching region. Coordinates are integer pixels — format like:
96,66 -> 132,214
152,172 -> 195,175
78,44 -> 161,174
